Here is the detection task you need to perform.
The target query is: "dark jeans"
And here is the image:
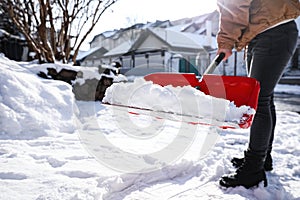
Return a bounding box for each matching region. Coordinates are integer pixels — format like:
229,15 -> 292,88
246,20 -> 298,156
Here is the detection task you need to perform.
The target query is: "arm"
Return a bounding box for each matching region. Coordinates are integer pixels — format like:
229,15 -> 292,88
217,0 -> 253,59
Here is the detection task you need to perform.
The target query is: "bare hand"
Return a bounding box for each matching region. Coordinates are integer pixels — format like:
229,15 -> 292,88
217,49 -> 232,61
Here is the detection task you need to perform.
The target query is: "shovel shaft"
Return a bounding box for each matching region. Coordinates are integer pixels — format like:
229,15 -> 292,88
203,52 -> 225,75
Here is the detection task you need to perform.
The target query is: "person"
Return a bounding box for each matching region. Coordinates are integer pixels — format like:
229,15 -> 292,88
216,0 -> 300,188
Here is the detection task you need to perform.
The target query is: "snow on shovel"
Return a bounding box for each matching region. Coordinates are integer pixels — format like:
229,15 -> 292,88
144,53 -> 260,128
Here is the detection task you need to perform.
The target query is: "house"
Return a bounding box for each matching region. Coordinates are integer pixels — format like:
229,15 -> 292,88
79,11 -> 223,76
0,13 -> 28,61
102,27 -> 217,76
79,20 -> 173,67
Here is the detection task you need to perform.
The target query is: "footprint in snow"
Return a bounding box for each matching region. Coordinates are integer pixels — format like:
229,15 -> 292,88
58,170 -> 97,179
0,172 -> 27,180
47,157 -> 67,168
29,154 -> 66,168
0,149 -> 8,156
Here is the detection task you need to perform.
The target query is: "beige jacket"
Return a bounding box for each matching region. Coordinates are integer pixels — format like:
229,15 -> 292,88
217,0 -> 300,51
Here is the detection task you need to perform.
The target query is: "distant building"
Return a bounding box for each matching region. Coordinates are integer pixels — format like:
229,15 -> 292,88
0,13 -> 28,61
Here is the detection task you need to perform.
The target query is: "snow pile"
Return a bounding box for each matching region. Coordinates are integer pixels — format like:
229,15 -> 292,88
0,54 -> 76,138
20,60 -> 99,86
72,66 -> 101,85
20,60 -> 81,74
102,77 -> 255,123
72,65 -> 127,85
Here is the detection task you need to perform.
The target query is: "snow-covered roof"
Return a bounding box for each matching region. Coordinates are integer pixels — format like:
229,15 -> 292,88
103,41 -> 134,57
90,20 -> 172,44
142,20 -> 171,29
76,46 -> 107,61
102,30 -> 119,38
149,28 -> 204,49
166,23 -> 194,32
89,30 -> 119,44
0,29 -> 25,40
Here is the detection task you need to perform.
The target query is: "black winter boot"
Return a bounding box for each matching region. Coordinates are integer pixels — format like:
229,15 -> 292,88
231,151 -> 273,171
220,150 -> 268,188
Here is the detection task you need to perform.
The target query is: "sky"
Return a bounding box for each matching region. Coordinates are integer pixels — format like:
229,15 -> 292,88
1,54 -> 300,199
82,0 -> 218,50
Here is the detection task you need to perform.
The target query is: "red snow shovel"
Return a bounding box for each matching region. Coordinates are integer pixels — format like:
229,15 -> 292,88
144,53 -> 260,129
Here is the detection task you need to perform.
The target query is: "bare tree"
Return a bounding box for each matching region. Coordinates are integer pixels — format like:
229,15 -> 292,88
0,0 -> 118,63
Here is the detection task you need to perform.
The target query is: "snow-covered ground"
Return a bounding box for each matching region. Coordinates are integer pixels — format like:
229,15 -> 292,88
1,54 -> 300,200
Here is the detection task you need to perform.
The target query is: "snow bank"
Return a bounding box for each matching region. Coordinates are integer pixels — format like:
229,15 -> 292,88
102,77 -> 255,123
0,54 -> 76,138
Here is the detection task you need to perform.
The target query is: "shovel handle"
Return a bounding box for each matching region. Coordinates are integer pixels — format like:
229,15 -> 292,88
203,52 -> 226,75
215,52 -> 226,66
